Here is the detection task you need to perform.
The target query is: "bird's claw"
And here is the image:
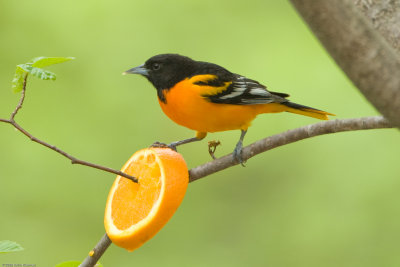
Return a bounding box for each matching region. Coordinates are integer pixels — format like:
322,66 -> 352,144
150,141 -> 177,151
233,142 -> 246,167
208,140 -> 221,160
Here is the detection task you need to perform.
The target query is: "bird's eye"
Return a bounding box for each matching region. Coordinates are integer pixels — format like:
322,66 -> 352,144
152,63 -> 161,70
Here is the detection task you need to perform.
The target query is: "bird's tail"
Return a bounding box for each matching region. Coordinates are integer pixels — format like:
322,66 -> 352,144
281,101 -> 334,120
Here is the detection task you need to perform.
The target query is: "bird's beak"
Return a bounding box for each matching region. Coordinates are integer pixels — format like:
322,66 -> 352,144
123,64 -> 149,76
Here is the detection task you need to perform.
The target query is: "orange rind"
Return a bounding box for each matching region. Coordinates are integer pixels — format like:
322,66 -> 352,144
104,147 -> 188,251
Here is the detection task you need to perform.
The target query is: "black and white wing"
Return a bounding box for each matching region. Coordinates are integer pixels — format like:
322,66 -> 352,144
203,75 -> 289,105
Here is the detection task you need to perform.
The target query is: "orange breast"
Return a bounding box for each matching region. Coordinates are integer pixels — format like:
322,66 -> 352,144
158,77 -> 262,133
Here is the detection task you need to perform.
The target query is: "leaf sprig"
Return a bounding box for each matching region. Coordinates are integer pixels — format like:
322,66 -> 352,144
12,56 -> 74,92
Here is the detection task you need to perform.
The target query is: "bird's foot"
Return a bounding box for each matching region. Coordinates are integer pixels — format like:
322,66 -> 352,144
233,142 -> 245,167
150,141 -> 177,151
208,140 -> 221,160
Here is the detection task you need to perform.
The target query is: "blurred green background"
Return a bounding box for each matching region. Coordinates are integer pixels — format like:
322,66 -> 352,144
1,0 -> 399,266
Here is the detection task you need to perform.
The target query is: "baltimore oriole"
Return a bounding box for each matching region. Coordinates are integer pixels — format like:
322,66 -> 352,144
124,54 -> 334,164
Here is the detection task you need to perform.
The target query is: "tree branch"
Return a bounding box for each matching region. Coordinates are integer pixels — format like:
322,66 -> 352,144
189,116 -> 391,182
289,0 -> 400,128
79,115 -> 392,266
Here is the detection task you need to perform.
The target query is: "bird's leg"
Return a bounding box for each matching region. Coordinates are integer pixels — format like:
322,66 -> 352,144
168,137 -> 202,151
233,130 -> 247,166
152,132 -> 207,151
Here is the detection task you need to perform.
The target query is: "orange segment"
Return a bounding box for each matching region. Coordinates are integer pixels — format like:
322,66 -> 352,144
104,147 -> 188,251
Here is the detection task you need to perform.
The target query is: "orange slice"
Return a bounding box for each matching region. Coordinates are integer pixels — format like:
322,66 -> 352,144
104,147 -> 188,251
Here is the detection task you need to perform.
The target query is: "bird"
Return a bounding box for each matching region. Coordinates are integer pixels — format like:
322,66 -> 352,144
124,54 -> 334,164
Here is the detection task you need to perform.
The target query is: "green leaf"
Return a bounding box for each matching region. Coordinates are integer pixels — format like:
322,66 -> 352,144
29,66 -> 57,80
0,240 -> 24,253
11,56 -> 74,92
18,64 -> 56,81
55,261 -> 103,267
31,56 -> 75,68
12,66 -> 27,93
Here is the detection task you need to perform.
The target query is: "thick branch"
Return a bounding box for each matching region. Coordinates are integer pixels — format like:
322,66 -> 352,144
290,0 -> 400,128
189,116 -> 391,182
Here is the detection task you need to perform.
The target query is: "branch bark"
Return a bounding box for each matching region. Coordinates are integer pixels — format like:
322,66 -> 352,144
289,0 -> 400,128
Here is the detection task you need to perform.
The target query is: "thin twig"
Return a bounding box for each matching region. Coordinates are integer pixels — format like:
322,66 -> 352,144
10,73 -> 28,121
0,77 -> 138,183
79,115 -> 392,267
10,120 -> 138,181
4,115 -> 138,182
79,234 -> 112,267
